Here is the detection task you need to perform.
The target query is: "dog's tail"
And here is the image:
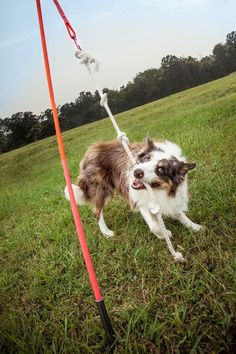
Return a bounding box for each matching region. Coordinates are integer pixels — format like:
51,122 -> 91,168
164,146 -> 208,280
64,180 -> 87,206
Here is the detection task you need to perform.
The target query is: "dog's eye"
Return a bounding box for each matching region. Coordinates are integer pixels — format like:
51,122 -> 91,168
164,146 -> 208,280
156,167 -> 165,177
142,154 -> 151,162
137,153 -> 151,162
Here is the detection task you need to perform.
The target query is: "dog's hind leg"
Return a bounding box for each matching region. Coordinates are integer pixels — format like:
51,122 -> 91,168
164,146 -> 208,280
174,211 -> 202,232
94,187 -> 114,238
139,207 -> 172,239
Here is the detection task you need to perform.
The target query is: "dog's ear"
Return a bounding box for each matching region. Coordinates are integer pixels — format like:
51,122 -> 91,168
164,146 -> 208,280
144,136 -> 156,152
177,162 -> 196,176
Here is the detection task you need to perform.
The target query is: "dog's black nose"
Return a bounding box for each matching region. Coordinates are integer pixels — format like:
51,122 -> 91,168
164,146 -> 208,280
134,168 -> 144,179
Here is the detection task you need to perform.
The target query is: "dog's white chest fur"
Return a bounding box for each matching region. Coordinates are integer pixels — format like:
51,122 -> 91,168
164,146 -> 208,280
129,178 -> 188,217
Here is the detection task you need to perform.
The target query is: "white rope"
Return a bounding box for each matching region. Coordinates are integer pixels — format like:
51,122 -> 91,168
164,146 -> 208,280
144,183 -> 185,262
75,50 -> 136,166
75,49 -> 185,262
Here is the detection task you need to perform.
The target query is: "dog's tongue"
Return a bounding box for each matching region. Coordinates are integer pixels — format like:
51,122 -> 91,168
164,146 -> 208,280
132,179 -> 145,189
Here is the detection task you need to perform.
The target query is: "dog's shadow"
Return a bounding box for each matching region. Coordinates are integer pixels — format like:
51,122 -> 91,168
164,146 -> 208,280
81,194 -> 197,250
104,196 -> 196,245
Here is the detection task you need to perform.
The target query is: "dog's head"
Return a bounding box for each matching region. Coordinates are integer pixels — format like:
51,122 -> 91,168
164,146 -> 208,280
131,137 -> 196,195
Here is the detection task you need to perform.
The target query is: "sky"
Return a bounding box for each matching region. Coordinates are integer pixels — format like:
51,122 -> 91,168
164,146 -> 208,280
0,0 -> 235,118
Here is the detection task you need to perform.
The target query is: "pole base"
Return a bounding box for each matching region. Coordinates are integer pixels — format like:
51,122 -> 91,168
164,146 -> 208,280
96,299 -> 115,343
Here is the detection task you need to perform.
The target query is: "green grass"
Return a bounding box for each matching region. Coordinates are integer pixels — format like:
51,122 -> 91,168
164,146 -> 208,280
0,73 -> 236,353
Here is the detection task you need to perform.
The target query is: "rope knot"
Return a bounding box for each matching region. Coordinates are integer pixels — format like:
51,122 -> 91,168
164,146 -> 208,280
100,93 -> 108,107
149,203 -> 160,215
118,132 -> 129,144
75,50 -> 99,70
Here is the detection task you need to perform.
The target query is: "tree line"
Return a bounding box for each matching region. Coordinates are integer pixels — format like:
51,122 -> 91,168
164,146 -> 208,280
0,31 -> 235,153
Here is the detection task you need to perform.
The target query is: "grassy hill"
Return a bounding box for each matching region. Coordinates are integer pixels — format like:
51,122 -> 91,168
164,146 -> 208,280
0,73 -> 236,353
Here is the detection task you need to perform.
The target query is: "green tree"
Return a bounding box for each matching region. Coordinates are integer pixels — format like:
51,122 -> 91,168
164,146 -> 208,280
0,119 -> 7,153
5,112 -> 41,151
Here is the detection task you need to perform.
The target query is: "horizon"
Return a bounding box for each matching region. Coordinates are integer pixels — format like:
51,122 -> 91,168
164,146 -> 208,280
0,0 -> 235,118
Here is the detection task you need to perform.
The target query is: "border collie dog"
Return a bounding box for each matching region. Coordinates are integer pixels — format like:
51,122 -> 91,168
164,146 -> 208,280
65,138 -> 202,238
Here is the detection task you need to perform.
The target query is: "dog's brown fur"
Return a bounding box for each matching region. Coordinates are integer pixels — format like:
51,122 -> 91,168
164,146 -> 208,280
77,140 -> 143,218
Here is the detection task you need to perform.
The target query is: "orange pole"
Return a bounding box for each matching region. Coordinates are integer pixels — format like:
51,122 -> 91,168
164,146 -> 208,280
36,1 -> 114,340
35,0 -> 102,301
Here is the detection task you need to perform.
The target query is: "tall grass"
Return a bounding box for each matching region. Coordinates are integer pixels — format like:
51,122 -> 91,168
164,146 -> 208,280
0,73 -> 236,353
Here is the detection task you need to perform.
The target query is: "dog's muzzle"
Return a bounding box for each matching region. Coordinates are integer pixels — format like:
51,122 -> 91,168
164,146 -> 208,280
131,168 -> 145,190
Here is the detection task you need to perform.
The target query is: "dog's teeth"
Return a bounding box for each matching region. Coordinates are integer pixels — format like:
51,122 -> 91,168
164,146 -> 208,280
131,179 -> 145,190
133,179 -> 142,187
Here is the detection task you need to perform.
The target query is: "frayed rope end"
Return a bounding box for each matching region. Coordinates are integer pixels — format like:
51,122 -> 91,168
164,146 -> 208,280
75,50 -> 100,71
174,252 -> 185,262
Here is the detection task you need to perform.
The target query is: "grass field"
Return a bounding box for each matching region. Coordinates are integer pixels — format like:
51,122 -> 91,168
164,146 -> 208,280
0,73 -> 236,353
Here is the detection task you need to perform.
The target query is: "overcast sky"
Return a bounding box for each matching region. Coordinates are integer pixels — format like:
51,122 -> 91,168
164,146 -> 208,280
0,0 -> 235,118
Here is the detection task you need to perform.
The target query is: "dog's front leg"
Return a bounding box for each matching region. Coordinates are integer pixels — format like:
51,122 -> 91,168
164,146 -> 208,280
139,207 -> 172,239
98,210 -> 114,238
174,211 -> 202,232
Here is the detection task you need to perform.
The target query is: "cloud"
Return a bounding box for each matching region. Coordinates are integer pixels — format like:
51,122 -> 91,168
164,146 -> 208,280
141,0 -> 207,6
91,11 -> 113,22
0,30 -> 34,49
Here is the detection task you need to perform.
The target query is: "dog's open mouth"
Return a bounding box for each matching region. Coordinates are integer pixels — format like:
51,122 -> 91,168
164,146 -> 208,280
131,180 -> 161,190
131,179 -> 145,190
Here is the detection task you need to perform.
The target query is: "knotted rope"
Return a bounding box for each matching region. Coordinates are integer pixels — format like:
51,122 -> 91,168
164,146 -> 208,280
76,49 -> 185,262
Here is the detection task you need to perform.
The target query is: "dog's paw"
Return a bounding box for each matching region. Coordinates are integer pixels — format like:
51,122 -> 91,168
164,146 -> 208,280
102,229 -> 114,238
191,223 -> 203,232
155,233 -> 164,239
163,229 -> 172,239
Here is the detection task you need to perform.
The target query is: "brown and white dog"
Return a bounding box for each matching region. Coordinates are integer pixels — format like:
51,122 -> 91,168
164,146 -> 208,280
65,138 -> 202,238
